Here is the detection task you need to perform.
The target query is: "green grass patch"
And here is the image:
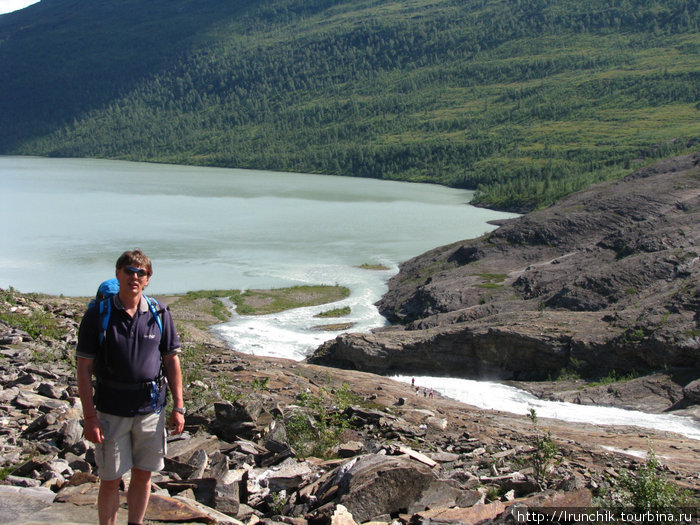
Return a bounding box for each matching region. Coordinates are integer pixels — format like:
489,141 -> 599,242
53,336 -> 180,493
286,382 -> 362,459
475,283 -> 505,289
179,340 -> 205,385
315,306 -> 351,318
173,290 -> 238,322
0,310 -> 66,341
231,285 -> 351,315
588,370 -> 639,387
620,328 -> 646,344
475,273 -> 507,282
0,464 -> 16,481
0,288 -> 20,306
602,448 -> 699,511
357,263 -> 390,271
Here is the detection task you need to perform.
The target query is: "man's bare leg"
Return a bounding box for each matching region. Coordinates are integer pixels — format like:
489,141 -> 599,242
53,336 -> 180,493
98,477 -> 122,525
126,467 -> 152,525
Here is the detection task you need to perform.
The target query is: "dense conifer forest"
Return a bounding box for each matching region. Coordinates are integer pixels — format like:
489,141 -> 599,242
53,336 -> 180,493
1,0 -> 698,211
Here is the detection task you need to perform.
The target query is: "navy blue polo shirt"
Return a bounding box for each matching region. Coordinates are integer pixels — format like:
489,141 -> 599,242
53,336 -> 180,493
77,294 -> 181,417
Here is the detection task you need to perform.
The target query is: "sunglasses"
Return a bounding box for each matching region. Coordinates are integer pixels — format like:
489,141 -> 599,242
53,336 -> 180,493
123,265 -> 149,278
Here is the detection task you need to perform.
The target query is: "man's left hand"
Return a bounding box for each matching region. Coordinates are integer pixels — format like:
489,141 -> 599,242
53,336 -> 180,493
168,410 -> 185,435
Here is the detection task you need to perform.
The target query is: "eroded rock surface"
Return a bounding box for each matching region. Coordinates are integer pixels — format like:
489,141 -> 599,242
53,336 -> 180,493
310,154 -> 699,393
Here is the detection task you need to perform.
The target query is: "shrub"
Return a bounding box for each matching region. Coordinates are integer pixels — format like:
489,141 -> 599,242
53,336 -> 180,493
179,341 -> 204,385
0,309 -> 66,341
527,408 -> 558,489
619,448 -> 697,511
285,383 -> 360,459
588,369 -> 638,387
251,376 -> 270,391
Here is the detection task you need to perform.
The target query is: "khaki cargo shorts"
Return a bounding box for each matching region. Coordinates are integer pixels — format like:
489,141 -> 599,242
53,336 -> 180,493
94,410 -> 166,481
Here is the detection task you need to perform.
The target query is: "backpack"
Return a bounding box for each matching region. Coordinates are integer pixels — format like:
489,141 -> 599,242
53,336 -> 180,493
89,278 -> 163,345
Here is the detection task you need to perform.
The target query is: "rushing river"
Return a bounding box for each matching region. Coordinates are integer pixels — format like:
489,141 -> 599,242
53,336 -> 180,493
393,376 -> 700,441
2,156 -> 698,440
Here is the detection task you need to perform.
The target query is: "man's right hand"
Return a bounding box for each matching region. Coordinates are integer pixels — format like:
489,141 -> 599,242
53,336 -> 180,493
76,357 -> 103,443
83,415 -> 104,444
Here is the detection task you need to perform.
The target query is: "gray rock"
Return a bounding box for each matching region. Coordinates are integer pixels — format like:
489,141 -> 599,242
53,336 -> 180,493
58,419 -> 83,449
215,480 -> 241,517
207,450 -> 231,482
187,449 -> 209,480
37,382 -> 62,399
0,485 -> 56,518
313,454 -> 461,524
335,441 -> 364,458
264,419 -> 289,453
256,457 -> 314,492
214,399 -> 265,439
4,475 -> 42,487
428,451 -> 461,463
22,412 -> 57,436
683,379 -> 700,403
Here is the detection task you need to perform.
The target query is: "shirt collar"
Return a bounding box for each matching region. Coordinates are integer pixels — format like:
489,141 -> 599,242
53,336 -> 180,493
113,294 -> 149,313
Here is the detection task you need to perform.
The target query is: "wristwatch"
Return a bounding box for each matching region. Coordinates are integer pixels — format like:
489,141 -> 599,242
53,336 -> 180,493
173,406 -> 186,415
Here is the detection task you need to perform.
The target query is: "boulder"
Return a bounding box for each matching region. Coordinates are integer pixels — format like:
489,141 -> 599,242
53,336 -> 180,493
264,418 -> 290,453
214,398 -> 266,439
312,454 -> 462,523
331,504 -> 359,525
683,379 -> 700,403
411,500 -> 506,524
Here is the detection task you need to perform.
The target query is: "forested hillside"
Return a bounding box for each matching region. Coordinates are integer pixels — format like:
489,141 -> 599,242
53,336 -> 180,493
1,0 -> 698,211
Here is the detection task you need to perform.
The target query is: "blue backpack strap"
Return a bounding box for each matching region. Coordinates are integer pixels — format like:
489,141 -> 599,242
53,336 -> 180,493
98,297 -> 111,345
144,294 -> 166,413
144,294 -> 163,335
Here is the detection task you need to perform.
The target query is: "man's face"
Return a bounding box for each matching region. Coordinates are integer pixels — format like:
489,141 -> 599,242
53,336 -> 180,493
116,264 -> 150,296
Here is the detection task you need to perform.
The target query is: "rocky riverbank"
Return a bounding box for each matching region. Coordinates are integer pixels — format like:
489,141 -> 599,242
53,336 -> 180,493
308,154 -> 700,403
0,289 -> 698,524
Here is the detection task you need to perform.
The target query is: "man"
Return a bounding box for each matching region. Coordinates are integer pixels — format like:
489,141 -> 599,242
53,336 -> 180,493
77,249 -> 185,525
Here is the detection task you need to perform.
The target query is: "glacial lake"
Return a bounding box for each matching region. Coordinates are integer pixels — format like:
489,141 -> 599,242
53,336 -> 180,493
0,155 -> 515,357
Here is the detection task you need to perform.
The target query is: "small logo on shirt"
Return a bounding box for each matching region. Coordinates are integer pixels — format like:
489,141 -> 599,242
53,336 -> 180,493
144,334 -> 157,339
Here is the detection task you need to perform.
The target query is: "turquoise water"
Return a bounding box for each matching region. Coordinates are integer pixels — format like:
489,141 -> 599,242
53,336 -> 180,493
1,155 -> 516,359
0,156 -> 515,297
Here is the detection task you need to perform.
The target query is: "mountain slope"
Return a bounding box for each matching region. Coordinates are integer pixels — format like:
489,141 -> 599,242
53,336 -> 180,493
1,0 -> 699,211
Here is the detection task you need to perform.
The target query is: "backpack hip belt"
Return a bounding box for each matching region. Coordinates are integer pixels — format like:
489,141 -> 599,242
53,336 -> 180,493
95,374 -> 166,392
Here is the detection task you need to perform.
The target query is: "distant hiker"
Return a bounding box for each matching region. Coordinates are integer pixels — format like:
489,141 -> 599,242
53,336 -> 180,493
429,389 -> 434,399
76,249 -> 184,525
411,377 -> 415,387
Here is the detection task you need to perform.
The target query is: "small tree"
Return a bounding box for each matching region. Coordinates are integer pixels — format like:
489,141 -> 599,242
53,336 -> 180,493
527,408 -> 558,489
